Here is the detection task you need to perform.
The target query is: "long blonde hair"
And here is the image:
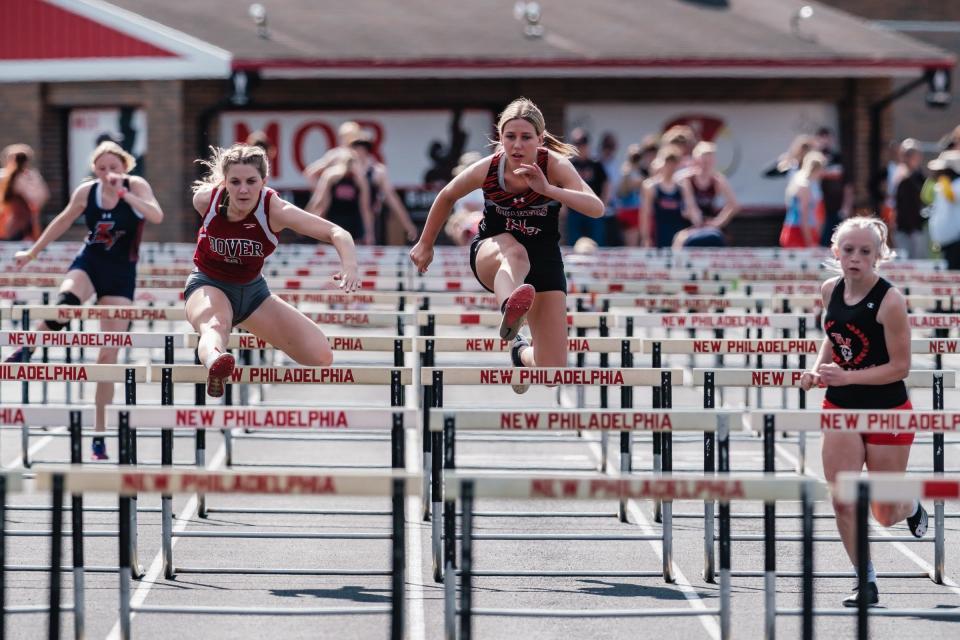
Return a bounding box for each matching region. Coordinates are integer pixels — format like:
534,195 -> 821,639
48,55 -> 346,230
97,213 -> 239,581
823,215 -> 896,274
192,144 -> 269,194
496,98 -> 577,158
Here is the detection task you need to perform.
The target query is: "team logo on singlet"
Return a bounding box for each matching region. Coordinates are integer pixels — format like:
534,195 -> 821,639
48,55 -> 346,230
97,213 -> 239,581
826,321 -> 869,366
505,218 -> 541,236
89,221 -> 125,250
207,235 -> 265,259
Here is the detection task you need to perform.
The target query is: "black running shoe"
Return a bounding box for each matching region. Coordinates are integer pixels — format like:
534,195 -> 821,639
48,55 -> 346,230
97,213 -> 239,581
510,334 -> 530,394
4,347 -> 34,363
907,502 -> 928,538
842,581 -> 879,608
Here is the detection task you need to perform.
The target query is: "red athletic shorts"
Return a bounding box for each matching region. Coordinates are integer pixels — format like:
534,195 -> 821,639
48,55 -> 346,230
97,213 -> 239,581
822,398 -> 915,446
616,207 -> 640,230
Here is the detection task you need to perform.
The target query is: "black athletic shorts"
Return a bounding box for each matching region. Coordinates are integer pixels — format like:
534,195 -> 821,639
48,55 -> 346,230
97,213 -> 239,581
469,235 -> 567,294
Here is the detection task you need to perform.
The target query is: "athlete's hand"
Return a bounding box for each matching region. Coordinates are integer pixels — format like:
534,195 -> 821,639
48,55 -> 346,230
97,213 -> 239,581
799,371 -> 822,391
13,249 -> 35,271
513,163 -> 549,195
409,241 -> 433,274
816,363 -> 848,387
333,264 -> 360,293
105,172 -> 124,189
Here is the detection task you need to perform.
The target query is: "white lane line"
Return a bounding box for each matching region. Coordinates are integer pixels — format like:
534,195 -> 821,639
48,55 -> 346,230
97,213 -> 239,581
626,500 -> 722,640
587,440 -> 721,640
3,427 -> 65,469
104,442 -> 227,640
774,441 -> 960,597
404,340 -> 426,640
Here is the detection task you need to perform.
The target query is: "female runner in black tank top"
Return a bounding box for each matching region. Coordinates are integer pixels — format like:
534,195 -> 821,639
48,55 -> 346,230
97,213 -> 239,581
410,98 -> 603,389
800,217 -> 927,607
310,150 -> 374,245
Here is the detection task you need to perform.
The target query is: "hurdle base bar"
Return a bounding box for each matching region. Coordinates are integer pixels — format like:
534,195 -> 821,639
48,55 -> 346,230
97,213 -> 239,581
173,567 -> 392,576
455,533 -> 661,541
204,507 -> 391,516
733,570 -> 929,579
4,604 -> 75,614
131,604 -> 391,615
172,531 -> 392,540
777,607 -> 960,618
459,607 -> 722,618
718,534 -> 935,543
4,564 -> 119,573
454,570 -> 663,578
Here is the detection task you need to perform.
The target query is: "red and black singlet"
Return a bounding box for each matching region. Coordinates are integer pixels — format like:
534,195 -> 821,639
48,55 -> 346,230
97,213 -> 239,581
478,148 -> 561,246
823,276 -> 908,409
193,187 -> 278,284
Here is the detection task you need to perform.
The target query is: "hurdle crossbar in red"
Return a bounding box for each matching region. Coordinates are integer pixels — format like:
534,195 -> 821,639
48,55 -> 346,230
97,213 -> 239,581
34,467 -> 419,497
626,313 -> 815,329
155,365 -> 411,385
0,364 -> 147,382
0,331 -> 183,349
417,336 -> 642,354
105,405 -> 415,430
0,404 -> 94,426
747,410 -> 960,433
429,409 -> 738,432
420,367 -> 682,386
692,368 -> 955,388
444,472 -> 827,503
834,473 -> 960,504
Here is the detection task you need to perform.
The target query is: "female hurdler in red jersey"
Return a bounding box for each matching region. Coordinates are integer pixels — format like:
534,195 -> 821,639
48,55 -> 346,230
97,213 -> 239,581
187,144 -> 360,397
800,217 -> 927,608
410,98 -> 603,393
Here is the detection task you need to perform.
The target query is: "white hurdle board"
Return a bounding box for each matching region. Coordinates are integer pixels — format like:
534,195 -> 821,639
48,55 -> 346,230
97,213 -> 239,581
106,405 -> 416,430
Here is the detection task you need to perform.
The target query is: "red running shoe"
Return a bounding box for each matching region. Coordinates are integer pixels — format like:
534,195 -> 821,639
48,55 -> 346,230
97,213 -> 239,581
206,352 -> 236,398
499,284 -> 535,341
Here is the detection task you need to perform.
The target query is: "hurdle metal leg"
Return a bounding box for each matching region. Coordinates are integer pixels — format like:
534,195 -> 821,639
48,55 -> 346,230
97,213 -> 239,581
69,412 -> 85,640
0,476 -> 7,639
49,474 -> 63,640
390,478 -> 405,640
119,477 -> 132,640
856,481 -> 870,640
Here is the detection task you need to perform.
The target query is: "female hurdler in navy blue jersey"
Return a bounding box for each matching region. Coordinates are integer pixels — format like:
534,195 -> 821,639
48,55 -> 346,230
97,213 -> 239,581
10,141 -> 164,459
410,98 -> 603,393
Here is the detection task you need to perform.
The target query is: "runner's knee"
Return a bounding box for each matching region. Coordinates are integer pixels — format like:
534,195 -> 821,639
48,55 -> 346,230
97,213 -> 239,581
499,242 -> 530,272
44,292 -> 81,331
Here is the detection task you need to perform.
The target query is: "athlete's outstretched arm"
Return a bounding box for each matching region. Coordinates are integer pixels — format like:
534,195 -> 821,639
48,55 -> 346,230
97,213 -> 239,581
122,176 -> 164,224
517,153 -> 604,218
269,197 -> 360,292
13,183 -> 90,270
410,156 -> 488,273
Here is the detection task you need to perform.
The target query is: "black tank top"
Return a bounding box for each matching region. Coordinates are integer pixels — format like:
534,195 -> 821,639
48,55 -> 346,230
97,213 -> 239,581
479,148 -> 562,247
80,178 -> 144,263
691,174 -> 717,220
823,277 -> 908,408
326,174 -> 364,238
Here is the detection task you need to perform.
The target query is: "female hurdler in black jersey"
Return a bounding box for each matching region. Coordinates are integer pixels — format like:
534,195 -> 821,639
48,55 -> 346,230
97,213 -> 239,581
10,141 -> 164,459
800,217 -> 927,608
410,98 -> 603,391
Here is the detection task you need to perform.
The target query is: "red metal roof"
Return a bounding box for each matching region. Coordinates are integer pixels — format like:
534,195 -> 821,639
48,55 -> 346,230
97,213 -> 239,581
0,0 -> 175,60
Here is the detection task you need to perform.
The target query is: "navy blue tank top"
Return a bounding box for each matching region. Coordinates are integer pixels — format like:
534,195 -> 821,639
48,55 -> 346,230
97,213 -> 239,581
823,277 -> 908,409
652,182 -> 688,248
79,179 -> 144,264
479,148 -> 562,247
